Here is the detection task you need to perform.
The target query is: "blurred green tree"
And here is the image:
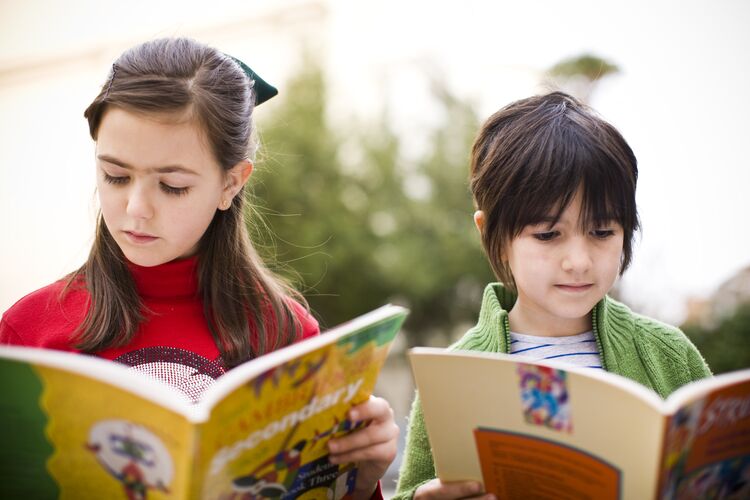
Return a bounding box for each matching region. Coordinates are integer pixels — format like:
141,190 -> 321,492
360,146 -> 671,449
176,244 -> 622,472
250,63 -> 494,346
683,304 -> 750,374
549,53 -> 619,82
546,53 -> 619,103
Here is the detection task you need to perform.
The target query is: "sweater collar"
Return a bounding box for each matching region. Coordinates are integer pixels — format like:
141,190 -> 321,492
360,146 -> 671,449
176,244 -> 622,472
127,256 -> 200,300
463,283 -> 515,354
474,282 -> 616,369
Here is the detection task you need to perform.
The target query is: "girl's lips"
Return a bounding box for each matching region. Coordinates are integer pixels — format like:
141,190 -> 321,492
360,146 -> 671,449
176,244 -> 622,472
124,231 -> 158,244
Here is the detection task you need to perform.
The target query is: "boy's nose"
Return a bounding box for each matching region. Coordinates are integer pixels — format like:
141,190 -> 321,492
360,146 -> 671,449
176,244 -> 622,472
561,239 -> 593,273
126,185 -> 154,219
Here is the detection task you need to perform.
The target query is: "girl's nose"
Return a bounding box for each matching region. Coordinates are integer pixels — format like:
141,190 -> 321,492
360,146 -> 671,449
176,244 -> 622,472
125,184 -> 154,219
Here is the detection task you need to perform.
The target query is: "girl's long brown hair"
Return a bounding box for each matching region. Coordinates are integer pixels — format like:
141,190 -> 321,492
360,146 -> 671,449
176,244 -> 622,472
70,37 -> 305,367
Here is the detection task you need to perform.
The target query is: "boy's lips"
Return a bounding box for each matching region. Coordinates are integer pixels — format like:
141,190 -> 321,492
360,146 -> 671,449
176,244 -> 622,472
555,283 -> 593,292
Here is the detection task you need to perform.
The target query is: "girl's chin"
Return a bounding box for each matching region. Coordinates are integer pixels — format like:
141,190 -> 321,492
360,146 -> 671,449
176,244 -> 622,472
120,250 -> 173,268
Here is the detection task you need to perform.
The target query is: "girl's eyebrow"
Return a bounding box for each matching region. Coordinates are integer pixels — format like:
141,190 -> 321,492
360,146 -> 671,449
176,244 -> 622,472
97,154 -> 199,175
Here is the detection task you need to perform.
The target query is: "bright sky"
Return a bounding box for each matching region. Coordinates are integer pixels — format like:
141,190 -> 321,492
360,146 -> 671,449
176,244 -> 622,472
1,0 -> 749,324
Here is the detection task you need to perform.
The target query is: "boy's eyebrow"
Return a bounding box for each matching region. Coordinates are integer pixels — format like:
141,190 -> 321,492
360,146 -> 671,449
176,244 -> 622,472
97,154 -> 199,175
528,215 -> 559,226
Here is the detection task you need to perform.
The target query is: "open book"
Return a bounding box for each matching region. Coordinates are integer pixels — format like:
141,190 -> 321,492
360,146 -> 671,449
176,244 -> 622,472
409,348 -> 750,500
0,304 -> 408,499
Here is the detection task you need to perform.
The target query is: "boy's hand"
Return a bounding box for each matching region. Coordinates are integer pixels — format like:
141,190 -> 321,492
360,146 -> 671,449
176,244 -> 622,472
328,396 -> 399,499
414,478 -> 496,499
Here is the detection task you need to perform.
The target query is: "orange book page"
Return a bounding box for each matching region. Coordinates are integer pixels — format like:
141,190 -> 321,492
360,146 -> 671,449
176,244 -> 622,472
475,428 -> 620,499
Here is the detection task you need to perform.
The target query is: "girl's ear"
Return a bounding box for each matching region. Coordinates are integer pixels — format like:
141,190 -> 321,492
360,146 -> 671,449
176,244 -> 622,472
473,210 -> 485,234
220,160 -> 253,209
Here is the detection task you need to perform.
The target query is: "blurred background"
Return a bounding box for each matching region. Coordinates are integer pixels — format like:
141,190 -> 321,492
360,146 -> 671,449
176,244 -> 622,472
2,0 -> 749,492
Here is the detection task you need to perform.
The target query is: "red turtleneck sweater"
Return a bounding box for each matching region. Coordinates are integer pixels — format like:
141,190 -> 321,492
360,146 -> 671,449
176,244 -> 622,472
1,257 -> 386,500
0,256 -> 319,401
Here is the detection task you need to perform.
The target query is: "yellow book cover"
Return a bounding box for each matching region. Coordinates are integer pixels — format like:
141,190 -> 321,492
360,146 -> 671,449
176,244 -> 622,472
408,348 -> 750,500
0,304 -> 408,499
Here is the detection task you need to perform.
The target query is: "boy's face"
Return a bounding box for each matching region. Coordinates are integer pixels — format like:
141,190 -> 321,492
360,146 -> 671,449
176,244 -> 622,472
95,107 -> 240,267
505,189 -> 624,336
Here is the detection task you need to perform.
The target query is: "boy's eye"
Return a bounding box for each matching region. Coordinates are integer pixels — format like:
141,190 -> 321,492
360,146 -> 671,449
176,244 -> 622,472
591,229 -> 615,239
533,231 -> 558,242
160,182 -> 190,196
103,172 -> 128,185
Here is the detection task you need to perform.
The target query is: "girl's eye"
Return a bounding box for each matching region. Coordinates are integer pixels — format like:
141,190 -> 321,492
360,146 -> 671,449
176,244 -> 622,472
103,173 -> 129,185
591,229 -> 615,239
533,231 -> 558,242
160,183 -> 190,196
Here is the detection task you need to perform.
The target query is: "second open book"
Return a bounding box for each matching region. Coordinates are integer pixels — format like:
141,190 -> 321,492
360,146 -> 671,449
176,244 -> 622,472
409,348 -> 750,500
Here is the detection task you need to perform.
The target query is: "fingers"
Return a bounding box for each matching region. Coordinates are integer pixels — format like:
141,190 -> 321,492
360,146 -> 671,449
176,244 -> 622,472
348,395 -> 391,422
329,412 -> 398,455
329,438 -> 397,465
414,478 -> 496,500
327,418 -> 398,464
327,396 -> 399,465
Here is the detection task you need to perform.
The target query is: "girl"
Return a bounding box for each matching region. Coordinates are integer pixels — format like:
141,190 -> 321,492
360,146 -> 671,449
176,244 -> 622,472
394,91 -> 711,500
0,37 -> 396,499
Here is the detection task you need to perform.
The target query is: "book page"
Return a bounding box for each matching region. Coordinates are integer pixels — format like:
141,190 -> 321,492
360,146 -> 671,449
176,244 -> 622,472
191,309 -> 406,499
475,428 -> 620,498
657,373 -> 750,499
0,353 -> 195,499
410,348 -> 667,500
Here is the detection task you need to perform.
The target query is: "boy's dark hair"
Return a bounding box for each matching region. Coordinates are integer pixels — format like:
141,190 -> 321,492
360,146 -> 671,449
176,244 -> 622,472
469,91 -> 640,291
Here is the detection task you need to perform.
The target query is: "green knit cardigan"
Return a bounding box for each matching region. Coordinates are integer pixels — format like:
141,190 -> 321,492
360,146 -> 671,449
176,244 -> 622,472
393,283 -> 711,499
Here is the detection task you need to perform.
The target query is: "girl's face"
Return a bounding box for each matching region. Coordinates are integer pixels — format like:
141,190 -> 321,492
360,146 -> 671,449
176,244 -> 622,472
504,189 -> 624,336
95,107 -> 240,267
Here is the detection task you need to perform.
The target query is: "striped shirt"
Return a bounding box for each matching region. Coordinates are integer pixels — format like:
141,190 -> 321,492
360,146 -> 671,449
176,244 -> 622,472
509,330 -> 602,369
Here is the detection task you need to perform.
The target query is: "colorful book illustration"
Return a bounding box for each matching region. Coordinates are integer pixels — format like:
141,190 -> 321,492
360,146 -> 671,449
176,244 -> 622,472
408,348 -> 750,500
0,304 -> 408,499
517,364 -> 572,433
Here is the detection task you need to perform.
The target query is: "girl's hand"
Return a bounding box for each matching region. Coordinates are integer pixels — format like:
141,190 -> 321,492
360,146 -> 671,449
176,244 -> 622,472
328,396 -> 399,499
414,478 -> 496,499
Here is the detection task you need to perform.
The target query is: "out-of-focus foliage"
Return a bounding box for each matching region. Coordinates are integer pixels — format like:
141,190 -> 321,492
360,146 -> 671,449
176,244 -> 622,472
250,63 -> 494,346
682,304 -> 750,374
548,53 -> 619,82
546,53 -> 620,103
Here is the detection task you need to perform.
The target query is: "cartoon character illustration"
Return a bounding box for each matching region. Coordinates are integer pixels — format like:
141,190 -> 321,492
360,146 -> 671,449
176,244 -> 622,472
660,400 -> 704,499
311,417 -> 363,447
230,439 -> 307,499
227,415 -> 363,499
518,364 -> 572,432
674,456 -> 750,500
250,353 -> 329,398
87,420 -> 173,499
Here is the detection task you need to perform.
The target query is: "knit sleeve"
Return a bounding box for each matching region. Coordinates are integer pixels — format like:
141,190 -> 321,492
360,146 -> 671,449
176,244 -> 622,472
0,280 -> 86,351
685,336 -> 712,381
632,316 -> 713,397
0,317 -> 24,345
393,392 -> 436,499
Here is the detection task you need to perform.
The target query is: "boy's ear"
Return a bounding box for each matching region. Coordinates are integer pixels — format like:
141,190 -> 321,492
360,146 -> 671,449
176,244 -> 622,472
221,160 -> 253,205
473,210 -> 485,234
